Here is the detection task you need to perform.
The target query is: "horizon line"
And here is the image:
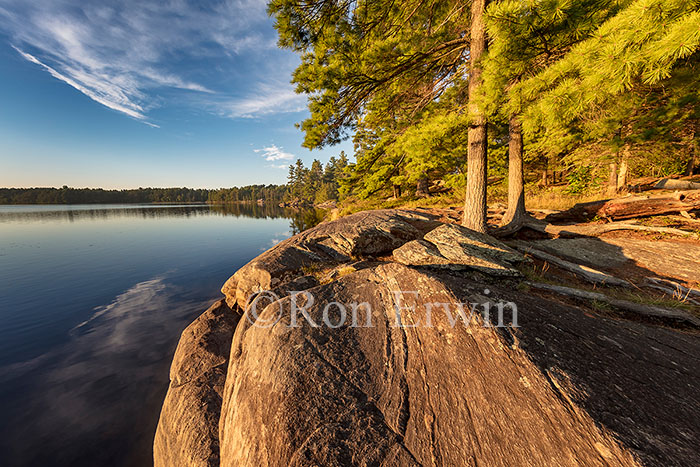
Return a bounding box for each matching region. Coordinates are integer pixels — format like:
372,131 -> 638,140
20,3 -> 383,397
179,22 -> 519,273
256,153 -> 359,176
0,184 -> 288,190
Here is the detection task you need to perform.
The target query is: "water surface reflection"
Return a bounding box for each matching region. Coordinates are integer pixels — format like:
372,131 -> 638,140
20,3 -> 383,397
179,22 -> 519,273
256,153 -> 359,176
0,203 -> 321,466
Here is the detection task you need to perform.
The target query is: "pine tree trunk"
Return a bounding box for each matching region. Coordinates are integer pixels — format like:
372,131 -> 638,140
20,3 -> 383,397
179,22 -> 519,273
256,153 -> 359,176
687,131 -> 697,176
501,116 -> 526,229
541,160 -> 549,186
415,176 -> 429,197
608,162 -> 618,196
687,152 -> 696,176
617,145 -> 629,193
393,185 -> 402,198
462,0 -> 488,233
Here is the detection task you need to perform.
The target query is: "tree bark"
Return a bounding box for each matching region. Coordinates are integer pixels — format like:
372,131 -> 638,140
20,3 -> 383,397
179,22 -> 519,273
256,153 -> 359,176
393,185 -> 402,198
540,161 -> 549,186
598,192 -> 700,220
687,132 -> 697,176
462,0 -> 488,232
616,144 -> 629,193
501,116 -> 526,230
607,162 -> 618,196
415,176 -> 429,197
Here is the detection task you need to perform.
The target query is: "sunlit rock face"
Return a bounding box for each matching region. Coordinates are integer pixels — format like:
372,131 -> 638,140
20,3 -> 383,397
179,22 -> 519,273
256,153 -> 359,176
154,299 -> 240,467
157,209 -> 700,467
220,209 -> 441,311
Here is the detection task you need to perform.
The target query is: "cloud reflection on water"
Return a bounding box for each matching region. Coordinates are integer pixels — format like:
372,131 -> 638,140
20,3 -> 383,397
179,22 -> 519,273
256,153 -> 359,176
2,274 -> 214,466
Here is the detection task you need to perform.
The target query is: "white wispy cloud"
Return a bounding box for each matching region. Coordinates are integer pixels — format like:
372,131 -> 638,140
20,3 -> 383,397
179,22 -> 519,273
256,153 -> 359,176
255,144 -> 295,162
0,0 -> 287,124
218,84 -> 307,119
12,46 -> 148,121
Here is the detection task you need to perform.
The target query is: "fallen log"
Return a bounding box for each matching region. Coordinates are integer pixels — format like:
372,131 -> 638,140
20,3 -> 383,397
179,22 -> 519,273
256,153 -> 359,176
526,281 -> 700,327
524,219 -> 699,239
598,191 -> 700,220
672,214 -> 700,225
628,176 -> 662,192
511,241 -> 631,287
654,178 -> 700,190
546,191 -> 700,222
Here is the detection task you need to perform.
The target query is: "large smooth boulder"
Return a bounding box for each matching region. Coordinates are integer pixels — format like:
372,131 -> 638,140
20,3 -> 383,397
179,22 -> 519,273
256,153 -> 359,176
219,262 -> 700,466
154,300 -> 240,467
157,209 -> 700,467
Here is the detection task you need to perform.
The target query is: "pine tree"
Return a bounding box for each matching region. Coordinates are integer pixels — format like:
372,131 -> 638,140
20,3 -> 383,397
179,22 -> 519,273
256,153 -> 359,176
484,0 -> 627,230
268,0 -> 469,148
515,0 -> 700,144
507,0 -> 700,187
269,0 -> 485,219
388,108 -> 470,195
287,159 -> 308,200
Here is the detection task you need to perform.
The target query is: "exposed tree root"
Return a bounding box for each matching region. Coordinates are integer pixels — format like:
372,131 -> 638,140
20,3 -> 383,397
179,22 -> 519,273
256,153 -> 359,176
646,277 -> 700,300
511,241 -> 631,287
526,281 -> 700,327
524,219 -> 699,238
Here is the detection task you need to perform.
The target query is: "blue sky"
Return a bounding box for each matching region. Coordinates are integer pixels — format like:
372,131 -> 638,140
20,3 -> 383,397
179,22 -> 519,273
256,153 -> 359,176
0,0 -> 352,188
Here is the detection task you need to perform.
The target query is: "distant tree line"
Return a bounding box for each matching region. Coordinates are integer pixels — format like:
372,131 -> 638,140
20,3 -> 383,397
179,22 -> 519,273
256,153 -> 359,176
206,185 -> 287,204
0,185 -> 287,205
0,161 -> 353,205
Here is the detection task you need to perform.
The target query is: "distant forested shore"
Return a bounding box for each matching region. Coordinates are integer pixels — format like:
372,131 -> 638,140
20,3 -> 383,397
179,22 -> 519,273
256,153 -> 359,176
0,156 -> 349,205
1,151 -> 351,206
0,185 -> 287,205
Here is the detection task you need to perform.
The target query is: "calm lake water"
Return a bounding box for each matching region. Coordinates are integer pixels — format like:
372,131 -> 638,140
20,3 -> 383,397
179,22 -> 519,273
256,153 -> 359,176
0,203 -> 322,466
